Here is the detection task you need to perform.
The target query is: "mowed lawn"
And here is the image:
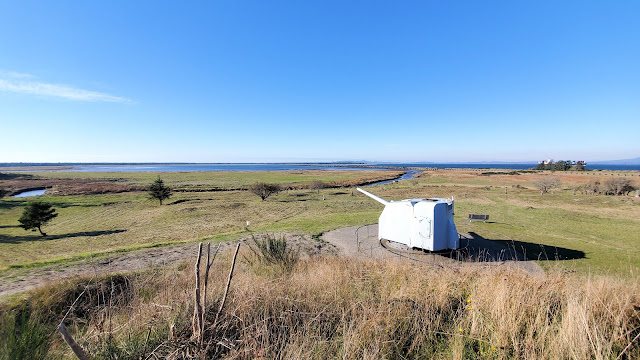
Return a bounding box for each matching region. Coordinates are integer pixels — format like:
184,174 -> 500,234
1,170 -> 639,276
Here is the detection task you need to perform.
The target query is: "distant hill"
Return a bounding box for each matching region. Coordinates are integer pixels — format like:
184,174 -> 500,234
590,157 -> 640,165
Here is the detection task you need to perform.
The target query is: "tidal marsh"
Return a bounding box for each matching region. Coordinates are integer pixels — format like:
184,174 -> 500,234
0,169 -> 638,275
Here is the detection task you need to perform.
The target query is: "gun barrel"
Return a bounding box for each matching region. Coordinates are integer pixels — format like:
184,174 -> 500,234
356,187 -> 389,206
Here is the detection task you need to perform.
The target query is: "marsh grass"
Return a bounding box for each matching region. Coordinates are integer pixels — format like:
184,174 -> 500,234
0,170 -> 638,275
4,253 -> 638,359
26,170 -> 403,188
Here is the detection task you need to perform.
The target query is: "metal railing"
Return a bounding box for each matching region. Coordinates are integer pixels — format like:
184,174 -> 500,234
355,225 -> 378,257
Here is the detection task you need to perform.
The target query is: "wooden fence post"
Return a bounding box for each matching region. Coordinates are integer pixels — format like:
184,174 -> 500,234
58,323 -> 90,360
192,243 -> 203,339
213,243 -> 241,328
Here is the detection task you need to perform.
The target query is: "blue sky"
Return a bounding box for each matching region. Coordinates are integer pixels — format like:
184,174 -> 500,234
1,1 -> 638,163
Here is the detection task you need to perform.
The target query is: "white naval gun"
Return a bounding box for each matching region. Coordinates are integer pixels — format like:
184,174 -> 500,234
357,188 -> 459,251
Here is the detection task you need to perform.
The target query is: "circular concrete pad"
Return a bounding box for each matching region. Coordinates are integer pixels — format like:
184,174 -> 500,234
322,224 -> 544,276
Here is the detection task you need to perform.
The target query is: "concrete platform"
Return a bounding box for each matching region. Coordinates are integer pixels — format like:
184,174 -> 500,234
322,224 -> 544,276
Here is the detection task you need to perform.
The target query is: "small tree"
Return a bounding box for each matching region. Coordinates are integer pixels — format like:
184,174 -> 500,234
18,201 -> 58,237
149,176 -> 172,205
249,182 -> 280,201
533,177 -> 561,195
0,187 -> 7,198
309,180 -> 326,193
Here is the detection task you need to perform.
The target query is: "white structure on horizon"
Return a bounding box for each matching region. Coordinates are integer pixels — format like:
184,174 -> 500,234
537,159 -> 587,166
357,188 -> 459,251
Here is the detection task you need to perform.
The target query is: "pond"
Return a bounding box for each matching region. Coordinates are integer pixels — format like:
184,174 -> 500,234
365,170 -> 422,187
12,189 -> 47,198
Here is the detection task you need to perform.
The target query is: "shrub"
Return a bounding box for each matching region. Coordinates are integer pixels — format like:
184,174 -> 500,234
248,234 -> 299,272
309,180 -> 327,193
583,180 -> 601,195
603,178 -> 636,196
533,177 -> 561,195
248,182 -> 280,201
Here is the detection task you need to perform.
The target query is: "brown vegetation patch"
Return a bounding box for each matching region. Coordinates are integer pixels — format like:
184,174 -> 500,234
0,175 -> 144,196
418,169 -> 639,187
52,183 -> 146,196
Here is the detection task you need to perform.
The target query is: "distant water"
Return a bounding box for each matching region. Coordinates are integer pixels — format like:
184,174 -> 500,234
379,163 -> 640,171
365,170 -> 421,187
12,189 -> 46,197
586,164 -> 640,171
385,163 -> 538,170
2,163 -> 639,172
63,164 -> 388,172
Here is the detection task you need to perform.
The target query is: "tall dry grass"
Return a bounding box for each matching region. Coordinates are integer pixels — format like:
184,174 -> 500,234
3,252 -> 639,359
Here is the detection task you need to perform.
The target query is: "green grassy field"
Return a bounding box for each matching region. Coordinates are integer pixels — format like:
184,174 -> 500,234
375,181 -> 640,275
1,170 -> 639,276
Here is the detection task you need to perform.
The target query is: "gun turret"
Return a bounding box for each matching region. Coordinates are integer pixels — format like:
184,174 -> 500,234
357,187 -> 459,251
356,187 -> 389,206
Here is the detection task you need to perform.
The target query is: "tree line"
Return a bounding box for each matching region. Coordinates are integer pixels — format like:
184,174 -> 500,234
576,178 -> 636,196
535,160 -> 586,171
534,177 -> 637,196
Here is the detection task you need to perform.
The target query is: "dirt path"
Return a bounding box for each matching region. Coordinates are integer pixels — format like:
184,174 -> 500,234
0,234 -> 337,298
0,224 -> 543,299
321,224 -> 544,276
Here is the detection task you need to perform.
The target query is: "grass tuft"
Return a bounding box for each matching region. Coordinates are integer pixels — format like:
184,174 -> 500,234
0,307 -> 52,360
246,234 -> 300,273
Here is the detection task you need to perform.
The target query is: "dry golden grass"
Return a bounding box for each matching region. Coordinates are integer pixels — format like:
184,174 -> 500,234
12,248 -> 637,359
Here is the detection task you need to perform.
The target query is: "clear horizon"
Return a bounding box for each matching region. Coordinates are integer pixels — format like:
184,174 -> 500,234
1,1 -> 638,163
1,157 -> 638,165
